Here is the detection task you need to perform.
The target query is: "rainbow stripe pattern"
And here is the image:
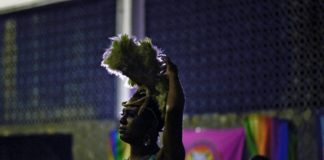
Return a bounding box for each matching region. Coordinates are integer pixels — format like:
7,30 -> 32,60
108,129 -> 130,160
243,114 -> 296,160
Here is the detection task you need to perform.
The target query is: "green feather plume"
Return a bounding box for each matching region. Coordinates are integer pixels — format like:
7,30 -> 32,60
101,34 -> 168,119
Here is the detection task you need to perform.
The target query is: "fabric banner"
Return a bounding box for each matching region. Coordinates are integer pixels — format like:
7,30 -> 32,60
243,115 -> 296,160
318,114 -> 324,160
108,129 -> 130,160
183,128 -> 245,160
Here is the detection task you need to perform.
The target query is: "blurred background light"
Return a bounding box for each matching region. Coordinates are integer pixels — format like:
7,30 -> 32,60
0,0 -> 69,14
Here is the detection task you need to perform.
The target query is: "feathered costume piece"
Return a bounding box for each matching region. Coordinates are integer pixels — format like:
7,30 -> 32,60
101,34 -> 168,119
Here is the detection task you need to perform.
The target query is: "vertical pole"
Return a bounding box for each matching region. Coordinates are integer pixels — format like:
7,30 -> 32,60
115,0 -> 132,119
114,0 -> 145,119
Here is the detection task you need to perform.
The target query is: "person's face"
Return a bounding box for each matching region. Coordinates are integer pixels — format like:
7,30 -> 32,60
118,106 -> 152,144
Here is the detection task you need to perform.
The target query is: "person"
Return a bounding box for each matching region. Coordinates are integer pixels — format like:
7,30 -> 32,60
250,155 -> 270,160
118,57 -> 185,160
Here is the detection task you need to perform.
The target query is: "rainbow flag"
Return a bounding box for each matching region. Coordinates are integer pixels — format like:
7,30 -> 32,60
108,129 -> 130,160
243,115 -> 296,160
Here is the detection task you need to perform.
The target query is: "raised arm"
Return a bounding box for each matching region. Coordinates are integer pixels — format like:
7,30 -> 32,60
159,57 -> 185,160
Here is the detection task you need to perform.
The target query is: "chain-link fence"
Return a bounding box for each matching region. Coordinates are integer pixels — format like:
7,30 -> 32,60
0,0 -> 116,124
146,0 -> 323,159
0,0 -> 323,159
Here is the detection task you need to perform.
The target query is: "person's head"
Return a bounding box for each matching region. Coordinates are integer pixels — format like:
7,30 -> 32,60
119,88 -> 163,146
250,155 -> 269,160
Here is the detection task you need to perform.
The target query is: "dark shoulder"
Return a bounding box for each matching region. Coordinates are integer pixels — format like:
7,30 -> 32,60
156,149 -> 163,160
156,146 -> 185,160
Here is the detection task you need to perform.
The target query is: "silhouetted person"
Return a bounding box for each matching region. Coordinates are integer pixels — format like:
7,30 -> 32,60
119,57 -> 185,160
250,155 -> 270,160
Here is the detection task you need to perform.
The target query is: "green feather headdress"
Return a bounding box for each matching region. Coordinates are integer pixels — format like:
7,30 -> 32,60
101,34 -> 168,119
